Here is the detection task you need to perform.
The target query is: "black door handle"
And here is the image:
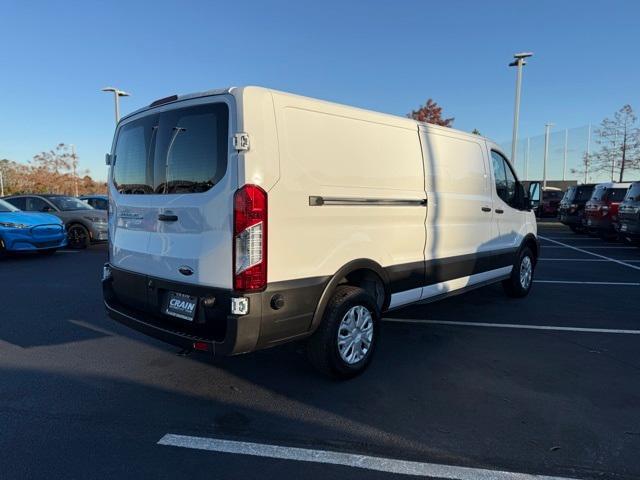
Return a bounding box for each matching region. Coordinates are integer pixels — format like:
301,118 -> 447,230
481,207 -> 492,212
495,209 -> 504,214
158,214 -> 178,222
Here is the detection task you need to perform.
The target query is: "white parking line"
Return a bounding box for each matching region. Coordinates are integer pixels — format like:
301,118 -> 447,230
158,433 -> 579,480
534,280 -> 640,285
538,258 -> 640,263
383,318 -> 640,335
538,258 -> 608,262
542,245 -> 636,249
540,237 -> 600,240
539,235 -> 640,271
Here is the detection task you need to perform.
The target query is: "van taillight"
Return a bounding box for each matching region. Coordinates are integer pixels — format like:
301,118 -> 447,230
233,185 -> 267,292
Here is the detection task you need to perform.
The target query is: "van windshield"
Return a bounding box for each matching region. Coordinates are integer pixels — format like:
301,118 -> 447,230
113,102 -> 229,194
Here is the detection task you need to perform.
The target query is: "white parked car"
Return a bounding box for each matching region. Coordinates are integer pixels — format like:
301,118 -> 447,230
102,86 -> 538,378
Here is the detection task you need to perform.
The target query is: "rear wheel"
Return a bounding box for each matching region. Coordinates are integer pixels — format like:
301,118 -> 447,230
502,246 -> 535,298
307,286 -> 379,379
67,224 -> 90,249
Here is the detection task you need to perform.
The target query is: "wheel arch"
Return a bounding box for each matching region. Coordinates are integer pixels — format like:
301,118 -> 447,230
521,233 -> 539,264
309,259 -> 390,332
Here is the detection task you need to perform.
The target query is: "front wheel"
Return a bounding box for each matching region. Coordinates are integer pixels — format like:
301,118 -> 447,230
307,286 -> 380,379
67,224 -> 90,249
502,247 -> 535,298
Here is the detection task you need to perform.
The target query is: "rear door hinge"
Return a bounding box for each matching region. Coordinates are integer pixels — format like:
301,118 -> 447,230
233,132 -> 250,152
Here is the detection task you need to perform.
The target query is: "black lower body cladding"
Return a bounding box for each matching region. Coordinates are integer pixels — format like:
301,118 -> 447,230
103,247 -> 523,356
103,265 -> 329,355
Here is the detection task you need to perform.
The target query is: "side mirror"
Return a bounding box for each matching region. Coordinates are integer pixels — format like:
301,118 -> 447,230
105,153 -> 116,166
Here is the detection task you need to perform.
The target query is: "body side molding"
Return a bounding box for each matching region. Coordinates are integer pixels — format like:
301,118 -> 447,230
309,196 -> 427,207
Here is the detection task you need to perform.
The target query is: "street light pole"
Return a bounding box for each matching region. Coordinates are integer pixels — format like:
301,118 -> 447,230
509,52 -> 533,164
543,123 -> 554,189
585,123 -> 592,183
101,87 -> 130,123
525,137 -> 530,180
562,128 -> 568,181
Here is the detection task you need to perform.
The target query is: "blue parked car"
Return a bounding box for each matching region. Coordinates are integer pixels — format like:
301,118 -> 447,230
0,198 -> 67,255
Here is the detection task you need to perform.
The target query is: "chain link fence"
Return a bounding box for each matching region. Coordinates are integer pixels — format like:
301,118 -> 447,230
501,125 -> 600,183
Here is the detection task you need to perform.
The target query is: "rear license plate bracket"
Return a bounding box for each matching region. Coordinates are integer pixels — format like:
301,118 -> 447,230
163,292 -> 198,321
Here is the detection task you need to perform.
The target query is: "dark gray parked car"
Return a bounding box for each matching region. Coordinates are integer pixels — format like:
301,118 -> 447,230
3,194 -> 108,249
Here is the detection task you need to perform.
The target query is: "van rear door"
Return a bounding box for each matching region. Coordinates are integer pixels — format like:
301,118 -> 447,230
109,96 -> 236,289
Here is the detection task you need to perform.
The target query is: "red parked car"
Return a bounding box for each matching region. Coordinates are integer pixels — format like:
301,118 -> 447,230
583,182 -> 632,238
538,187 -> 563,217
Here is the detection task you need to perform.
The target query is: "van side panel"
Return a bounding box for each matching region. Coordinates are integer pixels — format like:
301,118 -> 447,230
420,128 -> 495,261
267,92 -> 427,291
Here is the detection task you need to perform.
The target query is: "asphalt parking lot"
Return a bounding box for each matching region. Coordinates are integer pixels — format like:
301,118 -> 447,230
1,222 -> 639,480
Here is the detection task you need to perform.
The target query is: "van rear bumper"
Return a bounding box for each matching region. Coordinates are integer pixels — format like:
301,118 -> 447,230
102,264 -> 329,355
103,297 -> 263,355
102,266 -> 261,355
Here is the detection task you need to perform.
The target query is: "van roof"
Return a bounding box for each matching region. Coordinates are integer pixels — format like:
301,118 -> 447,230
120,85 -> 494,146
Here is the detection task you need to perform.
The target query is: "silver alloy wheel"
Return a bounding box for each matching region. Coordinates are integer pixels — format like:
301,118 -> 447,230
520,255 -> 533,289
337,305 -> 374,365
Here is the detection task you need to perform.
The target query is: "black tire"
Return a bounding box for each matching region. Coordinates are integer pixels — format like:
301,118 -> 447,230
67,224 -> 90,249
569,225 -> 580,233
502,246 -> 535,298
37,248 -> 58,255
307,285 -> 380,379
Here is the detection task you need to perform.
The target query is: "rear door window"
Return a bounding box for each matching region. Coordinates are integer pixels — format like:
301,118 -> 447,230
575,186 -> 594,202
606,188 -> 627,202
113,102 -> 229,195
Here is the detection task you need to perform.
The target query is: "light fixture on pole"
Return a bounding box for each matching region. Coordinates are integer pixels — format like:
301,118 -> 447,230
543,123 -> 554,189
101,87 -> 130,123
509,52 -> 533,165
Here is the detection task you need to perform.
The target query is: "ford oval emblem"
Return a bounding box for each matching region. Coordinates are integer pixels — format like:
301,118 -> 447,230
178,266 -> 194,276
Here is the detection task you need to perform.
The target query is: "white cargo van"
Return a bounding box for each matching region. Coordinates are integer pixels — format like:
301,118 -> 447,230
103,86 -> 538,378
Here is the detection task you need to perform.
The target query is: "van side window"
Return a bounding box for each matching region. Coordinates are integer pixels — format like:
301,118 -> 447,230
491,151 -> 517,207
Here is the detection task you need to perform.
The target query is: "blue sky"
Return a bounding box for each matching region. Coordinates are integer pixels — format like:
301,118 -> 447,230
1,0 -> 638,181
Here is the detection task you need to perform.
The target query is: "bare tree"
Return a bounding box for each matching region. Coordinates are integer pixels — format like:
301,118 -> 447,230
588,105 -> 640,182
